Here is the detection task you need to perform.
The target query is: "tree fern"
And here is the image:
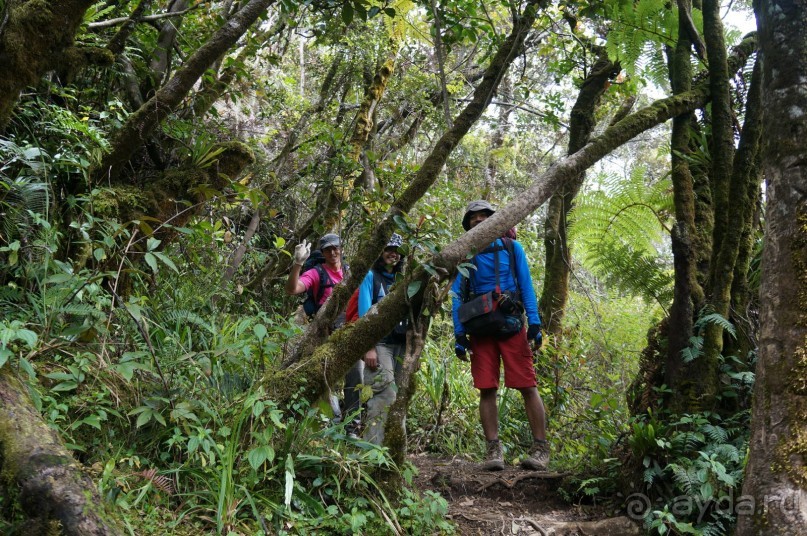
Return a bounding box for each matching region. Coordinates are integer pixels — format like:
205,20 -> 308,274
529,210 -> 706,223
604,0 -> 679,81
569,167 -> 674,308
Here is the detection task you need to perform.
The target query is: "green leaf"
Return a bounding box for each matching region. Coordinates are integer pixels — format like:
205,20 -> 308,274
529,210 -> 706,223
93,247 -> 106,261
80,414 -> 102,430
146,237 -> 161,251
153,251 -> 178,273
19,357 -> 35,378
136,409 -> 153,428
14,329 -> 38,348
407,280 -> 422,298
284,454 -> 295,507
253,400 -> 265,417
253,324 -> 267,340
52,381 -> 78,392
341,4 -> 353,25
144,252 -> 158,273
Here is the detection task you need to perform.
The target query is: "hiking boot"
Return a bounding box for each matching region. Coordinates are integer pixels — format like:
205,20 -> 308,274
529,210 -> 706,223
521,439 -> 550,471
482,439 -> 505,471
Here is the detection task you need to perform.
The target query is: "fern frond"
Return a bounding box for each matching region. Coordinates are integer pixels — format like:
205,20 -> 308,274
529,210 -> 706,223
669,463 -> 696,494
135,468 -> 175,495
570,167 -> 674,306
56,303 -> 106,320
694,312 -> 736,339
161,310 -> 215,333
709,443 -> 740,463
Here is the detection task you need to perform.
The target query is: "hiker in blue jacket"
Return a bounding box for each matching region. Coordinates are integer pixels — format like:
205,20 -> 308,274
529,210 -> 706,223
358,233 -> 406,444
451,200 -> 550,471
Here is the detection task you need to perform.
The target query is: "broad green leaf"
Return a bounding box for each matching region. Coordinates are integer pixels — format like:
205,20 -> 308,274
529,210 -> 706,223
284,454 -> 295,507
153,251 -> 178,272
407,280 -> 422,298
52,381 -> 78,391
136,409 -> 153,428
144,252 -> 158,273
253,324 -> 267,340
19,357 -> 35,378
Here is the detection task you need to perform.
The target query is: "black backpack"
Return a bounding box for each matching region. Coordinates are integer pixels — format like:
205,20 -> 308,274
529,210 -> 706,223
301,251 -> 348,318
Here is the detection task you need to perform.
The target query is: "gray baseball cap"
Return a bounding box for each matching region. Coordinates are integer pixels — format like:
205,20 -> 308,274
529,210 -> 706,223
319,233 -> 342,250
462,200 -> 496,230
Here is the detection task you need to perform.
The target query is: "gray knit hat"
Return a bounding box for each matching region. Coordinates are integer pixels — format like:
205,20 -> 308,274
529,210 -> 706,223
462,200 -> 496,231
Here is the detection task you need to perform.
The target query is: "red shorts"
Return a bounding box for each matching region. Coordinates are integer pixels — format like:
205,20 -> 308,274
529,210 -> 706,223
469,328 -> 537,389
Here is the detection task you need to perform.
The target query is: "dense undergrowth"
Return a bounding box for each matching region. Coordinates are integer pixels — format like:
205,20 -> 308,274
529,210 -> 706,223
1,155 -> 753,534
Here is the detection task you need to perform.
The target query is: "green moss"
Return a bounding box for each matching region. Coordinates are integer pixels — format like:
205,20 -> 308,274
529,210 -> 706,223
92,186 -> 152,220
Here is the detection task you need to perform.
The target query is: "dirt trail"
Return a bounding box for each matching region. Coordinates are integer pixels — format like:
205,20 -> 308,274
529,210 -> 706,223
409,453 -> 641,535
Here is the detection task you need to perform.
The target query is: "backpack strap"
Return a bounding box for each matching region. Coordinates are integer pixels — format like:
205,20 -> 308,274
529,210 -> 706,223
313,264 -> 335,304
462,238 -> 519,301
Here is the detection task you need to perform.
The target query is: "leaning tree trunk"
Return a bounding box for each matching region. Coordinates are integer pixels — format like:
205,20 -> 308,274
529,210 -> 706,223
0,0 -> 95,129
736,0 -> 807,533
0,372 -> 122,535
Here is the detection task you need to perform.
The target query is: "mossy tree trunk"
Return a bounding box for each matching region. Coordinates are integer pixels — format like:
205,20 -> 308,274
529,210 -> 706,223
0,0 -> 95,129
664,0 -> 701,410
0,371 -> 123,535
384,316 -> 432,465
663,0 -> 763,414
736,0 -> 807,532
539,52 -> 619,338
692,0 -> 741,405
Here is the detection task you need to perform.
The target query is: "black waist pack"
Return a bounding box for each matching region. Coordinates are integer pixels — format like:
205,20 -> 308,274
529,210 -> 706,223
458,291 -> 523,338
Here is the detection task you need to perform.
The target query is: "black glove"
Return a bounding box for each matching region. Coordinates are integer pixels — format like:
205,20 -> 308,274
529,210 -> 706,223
455,334 -> 469,361
528,324 -> 542,346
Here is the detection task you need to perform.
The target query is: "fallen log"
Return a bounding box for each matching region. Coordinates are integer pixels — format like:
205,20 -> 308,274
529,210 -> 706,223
0,371 -> 122,535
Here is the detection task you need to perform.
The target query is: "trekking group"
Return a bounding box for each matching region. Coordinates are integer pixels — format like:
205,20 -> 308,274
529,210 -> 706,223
284,200 -> 550,471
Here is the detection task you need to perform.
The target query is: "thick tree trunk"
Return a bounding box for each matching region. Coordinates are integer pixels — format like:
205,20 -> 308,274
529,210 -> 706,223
665,0 -> 699,407
736,0 -> 807,533
696,1 -> 751,404
0,0 -> 95,128
539,53 -> 618,337
0,372 -> 123,535
384,317 -> 432,465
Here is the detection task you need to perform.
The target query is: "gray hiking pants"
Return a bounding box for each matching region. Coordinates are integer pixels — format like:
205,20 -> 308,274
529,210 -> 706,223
363,341 -> 404,445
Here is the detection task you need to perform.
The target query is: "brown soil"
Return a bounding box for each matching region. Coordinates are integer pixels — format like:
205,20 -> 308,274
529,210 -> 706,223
409,453 -> 641,535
